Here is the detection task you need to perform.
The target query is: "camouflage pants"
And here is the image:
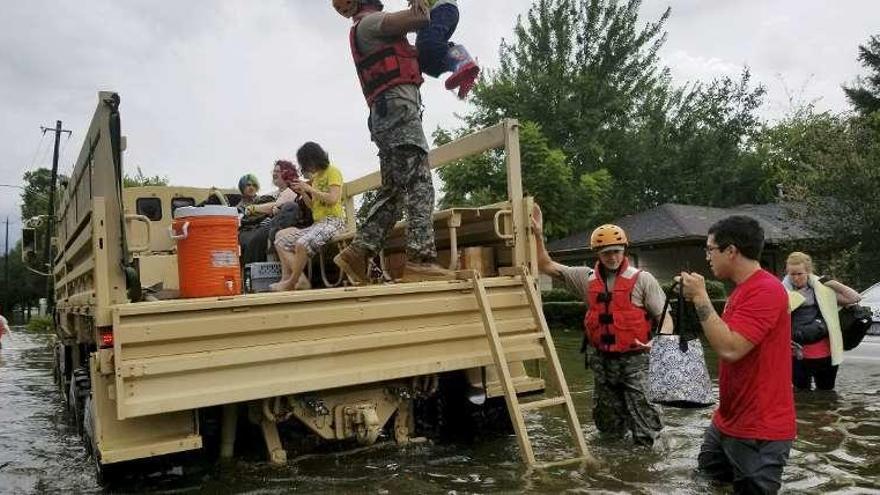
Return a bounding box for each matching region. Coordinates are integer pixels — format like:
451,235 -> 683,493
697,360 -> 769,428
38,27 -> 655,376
587,346 -> 663,446
353,145 -> 437,261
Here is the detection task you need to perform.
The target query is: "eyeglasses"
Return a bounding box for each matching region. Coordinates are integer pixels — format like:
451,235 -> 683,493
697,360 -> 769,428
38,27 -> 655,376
704,245 -> 726,256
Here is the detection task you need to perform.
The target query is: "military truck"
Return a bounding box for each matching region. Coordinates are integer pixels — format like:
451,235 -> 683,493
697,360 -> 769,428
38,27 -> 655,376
28,92 -> 589,480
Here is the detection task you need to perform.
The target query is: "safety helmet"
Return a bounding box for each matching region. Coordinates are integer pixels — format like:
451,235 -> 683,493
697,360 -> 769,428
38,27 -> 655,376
333,0 -> 359,17
590,224 -> 628,251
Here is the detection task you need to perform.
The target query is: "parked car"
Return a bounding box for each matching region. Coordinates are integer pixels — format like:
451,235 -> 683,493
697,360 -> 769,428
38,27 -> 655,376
862,282 -> 880,336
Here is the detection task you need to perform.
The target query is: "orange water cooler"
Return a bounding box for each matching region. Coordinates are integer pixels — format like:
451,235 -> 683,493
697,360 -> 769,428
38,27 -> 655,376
170,206 -> 241,298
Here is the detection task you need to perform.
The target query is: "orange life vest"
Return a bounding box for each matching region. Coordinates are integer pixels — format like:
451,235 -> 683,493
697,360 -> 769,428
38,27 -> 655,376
583,258 -> 653,353
349,20 -> 424,106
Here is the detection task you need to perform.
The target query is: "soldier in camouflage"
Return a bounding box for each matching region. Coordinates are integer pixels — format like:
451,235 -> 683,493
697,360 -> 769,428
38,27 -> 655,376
332,0 -> 450,283
532,206 -> 669,446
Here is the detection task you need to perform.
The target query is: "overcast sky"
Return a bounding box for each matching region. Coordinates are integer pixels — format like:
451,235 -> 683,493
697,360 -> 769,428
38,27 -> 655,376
1,1 -> 878,246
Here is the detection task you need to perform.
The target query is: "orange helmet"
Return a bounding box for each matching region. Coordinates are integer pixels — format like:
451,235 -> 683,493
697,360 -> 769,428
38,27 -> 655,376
333,0 -> 359,17
590,224 -> 628,251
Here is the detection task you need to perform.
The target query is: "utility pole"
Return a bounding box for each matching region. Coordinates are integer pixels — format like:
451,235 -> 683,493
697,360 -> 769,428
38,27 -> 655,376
40,120 -> 72,315
3,217 -> 8,319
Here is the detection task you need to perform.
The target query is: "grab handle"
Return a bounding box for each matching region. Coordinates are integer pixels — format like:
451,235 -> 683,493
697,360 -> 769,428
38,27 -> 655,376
169,221 -> 190,241
124,214 -> 152,253
493,209 -> 514,240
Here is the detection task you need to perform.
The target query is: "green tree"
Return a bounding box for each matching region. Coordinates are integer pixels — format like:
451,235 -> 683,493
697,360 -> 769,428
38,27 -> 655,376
436,121 -> 611,238
758,106 -> 880,288
440,0 -> 770,232
469,0 -> 670,177
843,34 -> 880,116
123,166 -> 169,187
1,242 -> 46,317
21,168 -> 51,221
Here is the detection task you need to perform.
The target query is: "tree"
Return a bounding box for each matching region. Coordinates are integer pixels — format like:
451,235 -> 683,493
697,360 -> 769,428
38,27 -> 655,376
437,121 -> 611,238
21,169 -> 51,221
468,0 -> 671,177
439,0 -> 770,232
123,166 -> 169,187
1,242 -> 46,317
758,106 -> 880,288
843,34 -> 880,116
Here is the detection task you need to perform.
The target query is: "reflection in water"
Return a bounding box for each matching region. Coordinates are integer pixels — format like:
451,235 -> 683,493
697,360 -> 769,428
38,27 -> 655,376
0,327 -> 878,493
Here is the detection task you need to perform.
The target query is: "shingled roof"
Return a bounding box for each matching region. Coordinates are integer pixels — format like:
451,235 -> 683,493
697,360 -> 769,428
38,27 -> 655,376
547,202 -> 818,253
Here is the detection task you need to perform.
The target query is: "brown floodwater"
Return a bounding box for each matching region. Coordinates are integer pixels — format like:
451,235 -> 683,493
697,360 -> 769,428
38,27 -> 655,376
0,326 -> 878,494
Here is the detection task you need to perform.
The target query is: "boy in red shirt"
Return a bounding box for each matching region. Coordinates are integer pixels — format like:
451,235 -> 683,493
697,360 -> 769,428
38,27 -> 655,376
681,215 -> 795,494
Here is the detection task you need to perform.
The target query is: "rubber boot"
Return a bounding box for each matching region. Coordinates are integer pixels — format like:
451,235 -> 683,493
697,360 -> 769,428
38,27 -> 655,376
444,43 -> 480,99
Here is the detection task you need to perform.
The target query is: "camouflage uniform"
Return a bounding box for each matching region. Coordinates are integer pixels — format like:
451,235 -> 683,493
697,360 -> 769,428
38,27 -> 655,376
586,346 -> 662,445
351,13 -> 437,262
557,264 -> 664,446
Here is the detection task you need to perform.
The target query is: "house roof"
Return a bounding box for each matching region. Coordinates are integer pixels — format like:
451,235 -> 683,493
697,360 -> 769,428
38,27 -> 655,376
547,202 -> 818,253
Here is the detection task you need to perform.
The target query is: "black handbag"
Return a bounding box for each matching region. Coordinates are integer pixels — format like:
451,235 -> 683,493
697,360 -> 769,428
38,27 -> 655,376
838,304 -> 873,351
792,317 -> 829,345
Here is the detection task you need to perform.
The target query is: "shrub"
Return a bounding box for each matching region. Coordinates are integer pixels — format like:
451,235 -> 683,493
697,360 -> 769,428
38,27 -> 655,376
542,301 -> 587,328
541,288 -> 580,302
26,315 -> 53,333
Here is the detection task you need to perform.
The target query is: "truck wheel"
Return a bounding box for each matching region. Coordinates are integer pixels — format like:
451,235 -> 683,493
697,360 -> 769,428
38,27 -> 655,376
70,368 -> 91,435
83,395 -> 114,484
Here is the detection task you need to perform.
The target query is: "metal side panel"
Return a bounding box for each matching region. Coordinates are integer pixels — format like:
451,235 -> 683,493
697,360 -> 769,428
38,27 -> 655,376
90,356 -> 202,465
112,277 -> 545,419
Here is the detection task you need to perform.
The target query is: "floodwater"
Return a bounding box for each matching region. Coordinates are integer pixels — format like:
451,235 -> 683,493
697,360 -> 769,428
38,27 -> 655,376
1,326 -> 878,494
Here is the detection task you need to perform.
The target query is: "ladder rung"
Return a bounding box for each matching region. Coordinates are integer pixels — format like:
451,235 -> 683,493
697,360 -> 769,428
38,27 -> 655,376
501,332 -> 545,347
534,456 -> 589,470
519,396 -> 566,412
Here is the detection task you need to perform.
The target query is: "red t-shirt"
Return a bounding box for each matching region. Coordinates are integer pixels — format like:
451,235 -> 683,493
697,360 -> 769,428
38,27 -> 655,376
714,269 -> 796,440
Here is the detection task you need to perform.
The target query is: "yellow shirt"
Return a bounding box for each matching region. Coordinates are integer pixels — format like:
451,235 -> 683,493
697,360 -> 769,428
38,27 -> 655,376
310,165 -> 345,222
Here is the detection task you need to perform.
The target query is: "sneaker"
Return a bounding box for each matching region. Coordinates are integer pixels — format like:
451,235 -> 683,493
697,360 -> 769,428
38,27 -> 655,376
401,261 -> 455,282
334,245 -> 370,285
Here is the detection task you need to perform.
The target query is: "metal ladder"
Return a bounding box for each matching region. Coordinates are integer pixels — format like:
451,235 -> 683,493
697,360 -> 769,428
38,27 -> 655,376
466,267 -> 593,468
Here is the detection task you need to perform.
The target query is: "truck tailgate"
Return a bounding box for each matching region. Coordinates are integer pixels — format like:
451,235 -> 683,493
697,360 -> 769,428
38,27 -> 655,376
112,277 -> 546,419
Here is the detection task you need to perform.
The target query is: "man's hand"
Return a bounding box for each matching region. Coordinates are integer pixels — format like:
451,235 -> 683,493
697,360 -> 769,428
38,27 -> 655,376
680,272 -> 710,304
633,338 -> 653,350
409,0 -> 430,19
531,203 -> 544,239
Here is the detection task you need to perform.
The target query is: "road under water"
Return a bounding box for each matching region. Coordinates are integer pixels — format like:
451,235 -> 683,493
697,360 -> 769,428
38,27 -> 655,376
0,326 -> 878,494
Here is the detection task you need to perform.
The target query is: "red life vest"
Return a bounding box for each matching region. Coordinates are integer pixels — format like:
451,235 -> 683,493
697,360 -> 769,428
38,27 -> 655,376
583,258 -> 653,353
349,19 -> 424,106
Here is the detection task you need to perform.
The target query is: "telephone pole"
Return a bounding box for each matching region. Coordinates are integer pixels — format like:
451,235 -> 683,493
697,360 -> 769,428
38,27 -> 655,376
3,217 -> 8,318
40,120 -> 72,315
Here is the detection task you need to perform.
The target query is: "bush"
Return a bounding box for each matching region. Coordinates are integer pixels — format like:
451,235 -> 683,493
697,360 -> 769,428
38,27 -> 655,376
542,301 -> 587,328
541,288 -> 580,302
26,315 -> 53,333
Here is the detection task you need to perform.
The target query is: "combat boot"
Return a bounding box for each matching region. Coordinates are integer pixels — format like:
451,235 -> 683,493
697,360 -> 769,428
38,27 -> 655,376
401,261 -> 455,282
334,245 -> 370,285
444,43 -> 480,99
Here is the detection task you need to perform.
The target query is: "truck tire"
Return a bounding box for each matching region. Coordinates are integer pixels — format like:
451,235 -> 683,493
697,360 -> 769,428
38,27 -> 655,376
83,395 -> 116,484
70,368 -> 91,435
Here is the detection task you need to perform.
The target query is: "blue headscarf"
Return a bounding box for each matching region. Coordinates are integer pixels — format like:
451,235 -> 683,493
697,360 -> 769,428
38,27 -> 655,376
238,174 -> 260,194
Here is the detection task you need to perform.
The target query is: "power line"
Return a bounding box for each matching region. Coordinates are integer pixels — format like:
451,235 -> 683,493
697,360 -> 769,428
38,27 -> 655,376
26,131 -> 48,172
59,131 -> 75,177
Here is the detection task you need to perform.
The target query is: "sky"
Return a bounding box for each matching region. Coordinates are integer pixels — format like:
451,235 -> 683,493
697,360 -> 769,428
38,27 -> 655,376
1,0 -> 878,247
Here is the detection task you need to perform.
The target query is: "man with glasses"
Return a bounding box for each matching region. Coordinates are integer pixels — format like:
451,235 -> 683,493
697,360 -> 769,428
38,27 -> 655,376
680,215 -> 795,494
532,206 -> 670,446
